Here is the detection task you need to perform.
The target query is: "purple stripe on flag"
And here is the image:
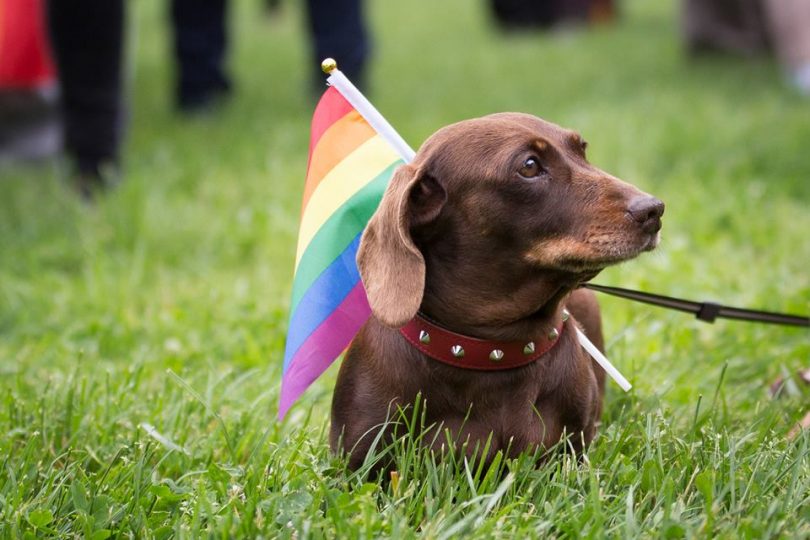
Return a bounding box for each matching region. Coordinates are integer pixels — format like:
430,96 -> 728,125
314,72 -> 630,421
283,233 -> 362,372
278,282 -> 371,419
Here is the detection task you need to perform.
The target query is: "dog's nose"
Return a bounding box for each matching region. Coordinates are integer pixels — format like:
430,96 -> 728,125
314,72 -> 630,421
628,196 -> 665,233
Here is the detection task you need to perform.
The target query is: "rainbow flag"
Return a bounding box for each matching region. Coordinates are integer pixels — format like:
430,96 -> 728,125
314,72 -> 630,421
279,85 -> 405,418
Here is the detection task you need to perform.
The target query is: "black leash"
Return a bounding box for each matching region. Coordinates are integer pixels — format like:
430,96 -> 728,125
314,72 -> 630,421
583,283 -> 810,328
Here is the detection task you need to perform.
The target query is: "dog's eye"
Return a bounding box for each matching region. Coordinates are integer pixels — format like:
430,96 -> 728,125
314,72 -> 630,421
518,157 -> 544,179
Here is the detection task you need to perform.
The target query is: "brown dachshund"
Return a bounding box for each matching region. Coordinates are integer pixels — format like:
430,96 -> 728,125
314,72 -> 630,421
331,113 -> 664,470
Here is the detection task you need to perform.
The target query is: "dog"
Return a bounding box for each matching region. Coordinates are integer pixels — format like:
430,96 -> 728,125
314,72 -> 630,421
330,113 -> 664,470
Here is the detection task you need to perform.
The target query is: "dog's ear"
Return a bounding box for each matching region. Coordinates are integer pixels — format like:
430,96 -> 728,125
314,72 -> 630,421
357,164 -> 446,328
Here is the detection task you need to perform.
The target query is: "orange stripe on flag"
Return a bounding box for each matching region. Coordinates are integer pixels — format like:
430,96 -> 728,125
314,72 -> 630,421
301,111 -> 376,216
307,87 -> 353,164
295,135 -> 399,264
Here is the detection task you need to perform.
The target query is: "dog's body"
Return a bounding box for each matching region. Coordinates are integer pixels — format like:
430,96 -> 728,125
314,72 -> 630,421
331,113 -> 663,470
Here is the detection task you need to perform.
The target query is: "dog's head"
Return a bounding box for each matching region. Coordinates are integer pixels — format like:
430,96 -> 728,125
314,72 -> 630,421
358,113 -> 664,330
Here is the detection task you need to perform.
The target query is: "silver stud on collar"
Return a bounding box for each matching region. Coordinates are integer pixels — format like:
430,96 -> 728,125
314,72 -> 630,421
562,309 -> 570,322
489,349 -> 504,362
523,341 -> 536,355
548,328 -> 560,340
419,330 -> 431,344
451,345 -> 465,358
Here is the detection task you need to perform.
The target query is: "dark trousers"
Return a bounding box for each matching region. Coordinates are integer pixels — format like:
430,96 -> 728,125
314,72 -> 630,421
45,0 -> 366,169
171,0 -> 230,109
306,0 -> 369,88
46,0 -> 125,170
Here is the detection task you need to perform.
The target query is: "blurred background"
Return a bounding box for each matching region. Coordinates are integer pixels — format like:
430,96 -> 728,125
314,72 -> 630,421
0,0 -> 808,443
1,0 -> 809,536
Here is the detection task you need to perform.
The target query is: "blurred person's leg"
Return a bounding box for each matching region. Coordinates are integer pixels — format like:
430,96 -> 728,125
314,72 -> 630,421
488,0 -> 615,30
0,88 -> 59,163
0,0 -> 59,163
306,0 -> 369,92
489,0 -> 557,29
171,0 -> 231,112
46,0 -> 124,190
682,0 -> 768,55
763,0 -> 810,94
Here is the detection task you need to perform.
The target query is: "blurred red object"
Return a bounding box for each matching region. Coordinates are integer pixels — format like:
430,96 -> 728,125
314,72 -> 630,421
0,0 -> 55,88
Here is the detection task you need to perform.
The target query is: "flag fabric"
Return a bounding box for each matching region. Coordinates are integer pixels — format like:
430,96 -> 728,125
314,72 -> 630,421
279,85 -> 404,418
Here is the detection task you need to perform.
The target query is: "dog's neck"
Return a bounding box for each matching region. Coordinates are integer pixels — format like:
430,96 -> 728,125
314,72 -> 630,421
419,273 -> 580,342
415,225 -> 600,341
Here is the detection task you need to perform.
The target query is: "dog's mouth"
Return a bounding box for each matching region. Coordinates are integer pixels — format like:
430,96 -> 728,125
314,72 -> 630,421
547,230 -> 661,274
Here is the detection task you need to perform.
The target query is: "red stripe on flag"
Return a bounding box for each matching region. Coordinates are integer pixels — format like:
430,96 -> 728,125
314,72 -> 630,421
307,86 -> 354,167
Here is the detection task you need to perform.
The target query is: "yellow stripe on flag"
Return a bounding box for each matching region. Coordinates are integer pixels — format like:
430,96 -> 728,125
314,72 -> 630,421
301,112 -> 376,214
295,135 -> 399,268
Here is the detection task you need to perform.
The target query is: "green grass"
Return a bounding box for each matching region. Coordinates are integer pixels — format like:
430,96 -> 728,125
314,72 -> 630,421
1,0 -> 809,537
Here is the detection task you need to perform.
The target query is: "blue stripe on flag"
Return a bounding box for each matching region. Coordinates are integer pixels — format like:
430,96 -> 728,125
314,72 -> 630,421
282,232 -> 363,372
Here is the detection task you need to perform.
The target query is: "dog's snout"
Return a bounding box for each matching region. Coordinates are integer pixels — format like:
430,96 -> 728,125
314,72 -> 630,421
628,196 -> 665,233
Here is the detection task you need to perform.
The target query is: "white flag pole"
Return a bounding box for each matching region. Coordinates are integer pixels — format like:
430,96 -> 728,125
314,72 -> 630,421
576,328 -> 632,391
321,58 -> 631,392
322,59 -> 415,163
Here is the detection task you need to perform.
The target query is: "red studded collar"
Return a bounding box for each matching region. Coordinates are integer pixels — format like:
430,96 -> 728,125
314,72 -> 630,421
399,310 -> 568,371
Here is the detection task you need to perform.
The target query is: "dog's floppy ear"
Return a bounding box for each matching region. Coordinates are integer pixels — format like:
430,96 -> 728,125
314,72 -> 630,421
357,163 -> 445,328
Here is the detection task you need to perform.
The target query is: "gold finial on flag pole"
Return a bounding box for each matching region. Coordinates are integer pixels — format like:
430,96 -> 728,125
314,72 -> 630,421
322,58 -> 416,162
321,58 -> 337,74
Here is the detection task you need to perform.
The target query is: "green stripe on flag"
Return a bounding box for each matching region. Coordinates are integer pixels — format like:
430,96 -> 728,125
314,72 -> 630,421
290,162 -> 400,313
